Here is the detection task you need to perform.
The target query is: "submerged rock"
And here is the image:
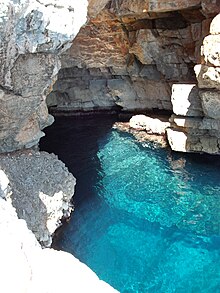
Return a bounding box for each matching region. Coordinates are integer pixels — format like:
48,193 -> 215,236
114,117 -> 169,148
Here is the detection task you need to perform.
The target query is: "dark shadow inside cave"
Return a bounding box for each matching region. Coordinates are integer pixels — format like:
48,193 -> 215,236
40,115 -> 118,208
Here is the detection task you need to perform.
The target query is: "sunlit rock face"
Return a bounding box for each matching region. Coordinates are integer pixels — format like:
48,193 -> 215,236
0,0 -> 88,153
167,12 -> 220,154
48,0 -> 219,113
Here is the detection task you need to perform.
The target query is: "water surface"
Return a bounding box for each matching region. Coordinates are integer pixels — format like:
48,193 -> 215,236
40,116 -> 220,293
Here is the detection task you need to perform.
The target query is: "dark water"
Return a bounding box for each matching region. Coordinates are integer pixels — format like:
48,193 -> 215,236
40,116 -> 220,293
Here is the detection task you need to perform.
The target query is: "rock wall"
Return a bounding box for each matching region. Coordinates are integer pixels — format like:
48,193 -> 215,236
0,0 -> 219,153
167,13 -> 220,154
0,0 -> 88,153
0,1 -> 219,291
0,150 -> 76,247
0,2 -> 118,292
48,0 -> 219,113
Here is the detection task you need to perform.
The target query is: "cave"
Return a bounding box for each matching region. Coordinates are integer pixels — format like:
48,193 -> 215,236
40,2 -> 220,292
0,1 -> 220,292
47,5 -> 205,114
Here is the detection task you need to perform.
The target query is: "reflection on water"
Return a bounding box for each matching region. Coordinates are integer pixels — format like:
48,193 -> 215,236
41,116 -> 220,293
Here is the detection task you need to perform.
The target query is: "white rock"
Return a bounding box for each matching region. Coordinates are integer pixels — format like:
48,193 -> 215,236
202,35 -> 220,67
0,0 -> 88,153
0,197 -> 117,293
210,13 -> 220,35
0,170 -> 9,199
166,128 -> 188,152
171,84 -> 203,116
130,115 -> 170,134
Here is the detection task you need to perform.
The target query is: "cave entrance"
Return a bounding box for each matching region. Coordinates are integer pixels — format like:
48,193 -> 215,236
46,6 -> 208,117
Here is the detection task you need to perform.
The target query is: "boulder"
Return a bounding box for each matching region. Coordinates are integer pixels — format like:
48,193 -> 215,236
130,115 -> 170,134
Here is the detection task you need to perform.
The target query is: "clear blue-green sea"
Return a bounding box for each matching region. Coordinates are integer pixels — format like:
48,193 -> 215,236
41,116 -> 220,293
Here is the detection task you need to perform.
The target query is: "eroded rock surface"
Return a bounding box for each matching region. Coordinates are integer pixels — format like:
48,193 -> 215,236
49,0 -> 219,114
130,114 -> 170,134
0,0 -> 88,153
0,150 -> 76,247
167,13 -> 220,154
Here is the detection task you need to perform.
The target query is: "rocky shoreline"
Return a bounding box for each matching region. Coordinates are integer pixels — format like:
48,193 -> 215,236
113,119 -> 169,148
0,151 -> 118,292
0,194 -> 117,293
0,1 -> 118,291
0,0 -> 219,292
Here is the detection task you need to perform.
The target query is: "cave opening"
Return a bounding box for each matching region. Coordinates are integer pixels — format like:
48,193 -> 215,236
1,1 -> 220,292
46,5 -> 207,116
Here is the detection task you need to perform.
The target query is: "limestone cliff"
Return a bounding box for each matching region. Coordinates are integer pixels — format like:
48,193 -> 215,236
0,1 -> 219,292
0,1 -> 118,292
0,150 -> 76,247
48,0 -> 219,114
0,0 -> 88,153
0,0 -> 219,154
47,0 -> 220,154
167,13 -> 220,154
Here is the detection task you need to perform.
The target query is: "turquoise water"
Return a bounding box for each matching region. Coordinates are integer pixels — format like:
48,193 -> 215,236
41,117 -> 220,293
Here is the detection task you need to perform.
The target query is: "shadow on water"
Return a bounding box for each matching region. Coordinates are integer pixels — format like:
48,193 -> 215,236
40,115 -> 118,208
